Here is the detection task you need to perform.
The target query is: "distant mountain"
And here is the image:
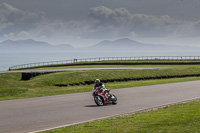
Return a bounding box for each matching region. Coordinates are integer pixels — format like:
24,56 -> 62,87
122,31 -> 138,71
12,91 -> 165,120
86,38 -> 200,52
0,39 -> 74,52
92,38 -> 149,50
1,38 -> 200,52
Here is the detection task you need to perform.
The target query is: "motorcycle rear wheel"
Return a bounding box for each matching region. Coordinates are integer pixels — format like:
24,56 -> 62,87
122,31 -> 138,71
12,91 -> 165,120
94,96 -> 104,106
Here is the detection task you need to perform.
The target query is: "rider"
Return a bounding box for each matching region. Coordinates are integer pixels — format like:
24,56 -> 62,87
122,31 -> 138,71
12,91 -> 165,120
93,79 -> 110,97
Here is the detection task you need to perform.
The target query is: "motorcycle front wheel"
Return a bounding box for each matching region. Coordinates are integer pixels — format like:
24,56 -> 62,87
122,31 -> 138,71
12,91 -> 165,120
112,95 -> 117,105
94,96 -> 104,106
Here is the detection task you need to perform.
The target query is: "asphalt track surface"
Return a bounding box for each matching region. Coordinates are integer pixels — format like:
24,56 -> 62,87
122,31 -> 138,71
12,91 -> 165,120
0,80 -> 200,133
0,67 -> 168,73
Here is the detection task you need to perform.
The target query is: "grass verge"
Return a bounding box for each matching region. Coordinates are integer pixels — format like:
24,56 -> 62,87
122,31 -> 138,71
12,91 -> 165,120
42,99 -> 200,133
14,59 -> 200,70
0,74 -> 200,101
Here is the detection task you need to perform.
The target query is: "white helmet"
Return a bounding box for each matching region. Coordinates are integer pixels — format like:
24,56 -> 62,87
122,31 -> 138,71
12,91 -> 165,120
94,79 -> 100,83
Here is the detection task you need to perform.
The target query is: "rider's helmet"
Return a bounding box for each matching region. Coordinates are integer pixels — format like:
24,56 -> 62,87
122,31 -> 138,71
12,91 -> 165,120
94,79 -> 100,84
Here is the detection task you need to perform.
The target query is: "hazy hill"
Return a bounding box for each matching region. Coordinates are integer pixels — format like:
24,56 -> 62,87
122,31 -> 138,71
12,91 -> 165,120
92,38 -> 149,50
0,39 -> 74,52
1,38 -> 200,52
85,38 -> 200,52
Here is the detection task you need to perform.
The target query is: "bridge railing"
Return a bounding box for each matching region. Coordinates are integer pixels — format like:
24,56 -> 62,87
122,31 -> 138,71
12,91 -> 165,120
9,56 -> 200,70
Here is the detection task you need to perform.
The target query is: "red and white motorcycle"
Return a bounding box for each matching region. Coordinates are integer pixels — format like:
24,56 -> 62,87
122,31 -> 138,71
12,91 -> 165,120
92,87 -> 117,106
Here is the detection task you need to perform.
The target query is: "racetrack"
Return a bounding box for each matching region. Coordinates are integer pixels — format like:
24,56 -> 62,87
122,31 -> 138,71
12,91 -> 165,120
0,80 -> 200,133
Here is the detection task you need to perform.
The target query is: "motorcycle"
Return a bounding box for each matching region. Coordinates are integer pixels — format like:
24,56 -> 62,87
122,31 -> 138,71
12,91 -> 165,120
92,87 -> 117,106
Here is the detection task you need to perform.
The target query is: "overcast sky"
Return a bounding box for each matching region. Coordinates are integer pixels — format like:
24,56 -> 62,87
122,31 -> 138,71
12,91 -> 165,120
1,0 -> 200,47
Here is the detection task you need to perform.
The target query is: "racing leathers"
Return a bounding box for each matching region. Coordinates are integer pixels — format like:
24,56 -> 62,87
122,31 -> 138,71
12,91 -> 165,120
93,82 -> 110,98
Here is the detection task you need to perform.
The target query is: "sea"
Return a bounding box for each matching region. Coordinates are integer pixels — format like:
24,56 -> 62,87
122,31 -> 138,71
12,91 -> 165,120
0,51 -> 200,71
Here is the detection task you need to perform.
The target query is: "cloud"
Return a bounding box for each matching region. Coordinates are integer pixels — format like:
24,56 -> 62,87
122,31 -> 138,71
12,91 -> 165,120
3,32 -> 15,38
88,6 -> 131,25
86,6 -> 181,38
3,31 -> 31,40
1,3 -> 200,46
0,3 -> 45,34
34,20 -> 88,39
85,6 -> 200,39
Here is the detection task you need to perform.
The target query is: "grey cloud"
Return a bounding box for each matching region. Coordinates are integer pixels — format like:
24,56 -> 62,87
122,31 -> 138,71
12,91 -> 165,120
1,3 -> 200,45
88,6 -> 131,26
194,20 -> 200,30
129,14 -> 178,37
85,6 -> 177,38
85,6 -> 200,39
36,20 -> 88,38
0,3 -> 45,35
85,6 -> 134,39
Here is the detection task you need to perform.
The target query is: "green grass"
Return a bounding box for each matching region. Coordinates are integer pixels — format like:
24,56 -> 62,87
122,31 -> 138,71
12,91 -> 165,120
1,60 -> 200,101
42,100 -> 200,133
31,66 -> 200,86
15,65 -> 166,70
1,67 -> 200,100
2,60 -> 200,133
